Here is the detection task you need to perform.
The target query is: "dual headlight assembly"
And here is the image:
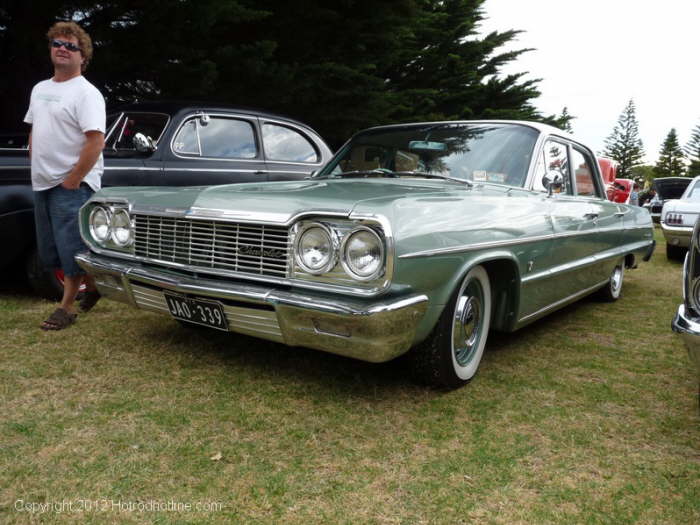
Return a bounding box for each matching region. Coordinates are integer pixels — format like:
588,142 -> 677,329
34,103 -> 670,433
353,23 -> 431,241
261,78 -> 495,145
294,222 -> 384,281
88,205 -> 134,248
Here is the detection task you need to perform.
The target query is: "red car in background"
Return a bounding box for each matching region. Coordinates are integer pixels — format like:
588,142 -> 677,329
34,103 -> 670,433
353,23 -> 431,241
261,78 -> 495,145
599,157 -> 633,203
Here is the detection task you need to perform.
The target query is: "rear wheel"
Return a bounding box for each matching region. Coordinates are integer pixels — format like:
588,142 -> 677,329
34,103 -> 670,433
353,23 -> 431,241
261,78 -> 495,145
597,262 -> 624,302
25,248 -> 86,301
25,248 -> 63,301
666,244 -> 686,261
410,265 -> 491,389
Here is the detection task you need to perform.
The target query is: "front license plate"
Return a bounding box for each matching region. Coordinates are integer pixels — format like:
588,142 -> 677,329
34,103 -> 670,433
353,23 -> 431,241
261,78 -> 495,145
164,293 -> 229,331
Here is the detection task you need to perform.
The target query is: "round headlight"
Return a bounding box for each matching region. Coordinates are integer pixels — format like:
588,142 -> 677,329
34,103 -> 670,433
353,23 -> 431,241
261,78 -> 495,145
89,206 -> 111,243
110,208 -> 133,246
295,224 -> 335,274
341,227 -> 384,280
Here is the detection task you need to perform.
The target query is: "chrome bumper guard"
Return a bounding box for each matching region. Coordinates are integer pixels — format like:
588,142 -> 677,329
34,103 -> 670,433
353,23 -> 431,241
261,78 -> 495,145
672,304 -> 700,380
75,252 -> 428,363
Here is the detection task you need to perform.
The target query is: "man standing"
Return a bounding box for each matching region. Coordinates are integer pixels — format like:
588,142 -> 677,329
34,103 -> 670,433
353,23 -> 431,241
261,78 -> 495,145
25,21 -> 105,330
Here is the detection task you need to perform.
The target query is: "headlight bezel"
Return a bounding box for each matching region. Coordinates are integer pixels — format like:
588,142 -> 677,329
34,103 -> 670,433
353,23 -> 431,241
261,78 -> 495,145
294,222 -> 338,275
110,207 -> 134,247
89,205 -> 112,244
340,226 -> 385,281
87,202 -> 133,251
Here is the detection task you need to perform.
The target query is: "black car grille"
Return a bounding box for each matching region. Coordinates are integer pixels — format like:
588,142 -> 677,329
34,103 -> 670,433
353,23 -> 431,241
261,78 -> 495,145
133,215 -> 290,278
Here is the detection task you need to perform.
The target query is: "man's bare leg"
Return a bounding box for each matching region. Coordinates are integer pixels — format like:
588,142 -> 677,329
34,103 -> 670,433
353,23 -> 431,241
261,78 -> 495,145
59,274 -> 83,315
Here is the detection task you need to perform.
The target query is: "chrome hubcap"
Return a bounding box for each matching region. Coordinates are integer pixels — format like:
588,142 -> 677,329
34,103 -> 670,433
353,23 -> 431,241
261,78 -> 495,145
611,266 -> 622,293
453,281 -> 483,366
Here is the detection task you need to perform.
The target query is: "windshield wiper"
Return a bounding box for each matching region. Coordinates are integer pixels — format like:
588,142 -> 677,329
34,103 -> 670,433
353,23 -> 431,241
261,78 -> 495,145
331,168 -> 398,178
393,171 -> 473,187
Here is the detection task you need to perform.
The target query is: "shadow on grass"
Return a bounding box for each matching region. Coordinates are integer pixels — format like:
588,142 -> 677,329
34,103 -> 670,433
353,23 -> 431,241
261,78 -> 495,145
134,316 -> 431,401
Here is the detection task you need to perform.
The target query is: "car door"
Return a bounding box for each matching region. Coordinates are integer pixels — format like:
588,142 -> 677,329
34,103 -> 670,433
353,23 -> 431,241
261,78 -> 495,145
535,138 -> 601,298
160,113 -> 268,186
260,120 -> 329,181
569,144 -> 623,285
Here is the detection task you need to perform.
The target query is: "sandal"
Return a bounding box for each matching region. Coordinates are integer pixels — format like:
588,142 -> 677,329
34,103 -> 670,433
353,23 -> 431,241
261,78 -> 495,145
79,290 -> 101,313
41,308 -> 77,331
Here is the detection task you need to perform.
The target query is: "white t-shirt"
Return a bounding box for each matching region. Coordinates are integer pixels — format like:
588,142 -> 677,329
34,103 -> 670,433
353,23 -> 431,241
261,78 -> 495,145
24,76 -> 106,191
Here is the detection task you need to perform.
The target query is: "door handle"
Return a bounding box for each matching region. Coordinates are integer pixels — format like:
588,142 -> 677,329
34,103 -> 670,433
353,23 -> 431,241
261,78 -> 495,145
583,212 -> 599,220
614,209 -> 630,217
254,170 -> 267,175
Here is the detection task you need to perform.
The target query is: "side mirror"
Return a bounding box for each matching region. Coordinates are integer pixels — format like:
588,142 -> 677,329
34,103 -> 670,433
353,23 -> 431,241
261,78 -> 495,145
543,170 -> 564,196
133,133 -> 156,153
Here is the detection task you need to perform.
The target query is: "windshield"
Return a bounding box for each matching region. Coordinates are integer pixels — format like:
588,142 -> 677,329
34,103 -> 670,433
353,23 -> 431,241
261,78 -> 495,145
685,181 -> 700,201
318,123 -> 539,187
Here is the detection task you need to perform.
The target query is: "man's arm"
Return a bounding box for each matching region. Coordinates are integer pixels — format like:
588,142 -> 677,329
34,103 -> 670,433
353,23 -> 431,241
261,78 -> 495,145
61,130 -> 104,189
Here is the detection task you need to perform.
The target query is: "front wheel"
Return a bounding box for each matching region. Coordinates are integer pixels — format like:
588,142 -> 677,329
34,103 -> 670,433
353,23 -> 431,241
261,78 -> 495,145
410,265 -> 492,389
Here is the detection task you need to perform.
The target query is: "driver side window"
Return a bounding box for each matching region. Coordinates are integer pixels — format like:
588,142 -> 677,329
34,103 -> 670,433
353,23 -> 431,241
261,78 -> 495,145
533,139 -> 571,194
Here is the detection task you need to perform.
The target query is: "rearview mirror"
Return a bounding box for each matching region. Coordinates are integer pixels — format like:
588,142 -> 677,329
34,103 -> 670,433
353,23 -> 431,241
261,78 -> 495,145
408,140 -> 447,152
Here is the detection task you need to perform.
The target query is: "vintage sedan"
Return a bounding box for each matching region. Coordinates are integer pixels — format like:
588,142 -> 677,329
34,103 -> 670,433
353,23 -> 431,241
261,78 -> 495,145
660,176 -> 700,260
672,216 -> 700,404
76,121 -> 655,388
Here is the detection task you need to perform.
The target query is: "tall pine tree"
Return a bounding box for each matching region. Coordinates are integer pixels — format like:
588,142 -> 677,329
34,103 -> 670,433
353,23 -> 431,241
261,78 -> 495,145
655,128 -> 686,177
602,99 -> 645,178
685,123 -> 700,177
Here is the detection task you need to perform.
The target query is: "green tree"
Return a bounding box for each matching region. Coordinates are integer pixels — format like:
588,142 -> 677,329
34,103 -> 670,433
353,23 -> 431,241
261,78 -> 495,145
557,107 -> 574,133
1,0 -> 571,147
685,123 -> 700,177
654,128 -> 686,177
602,99 -> 646,178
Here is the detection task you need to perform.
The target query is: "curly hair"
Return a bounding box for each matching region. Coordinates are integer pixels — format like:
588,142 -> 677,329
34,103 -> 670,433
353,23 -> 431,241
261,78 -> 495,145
47,21 -> 93,72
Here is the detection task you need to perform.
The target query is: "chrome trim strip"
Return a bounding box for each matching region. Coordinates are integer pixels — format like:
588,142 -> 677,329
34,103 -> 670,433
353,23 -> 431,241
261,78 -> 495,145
399,228 -> 652,259
104,166 -> 162,171
518,279 -> 608,324
157,167 -> 263,173
0,165 -> 30,169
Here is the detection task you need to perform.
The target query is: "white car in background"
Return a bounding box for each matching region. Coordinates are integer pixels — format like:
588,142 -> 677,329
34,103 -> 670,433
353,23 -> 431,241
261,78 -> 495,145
661,176 -> 700,259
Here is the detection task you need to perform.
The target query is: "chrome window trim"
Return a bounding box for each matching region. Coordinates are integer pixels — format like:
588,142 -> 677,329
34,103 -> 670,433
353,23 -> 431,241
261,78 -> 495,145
260,118 -> 326,166
0,165 -> 31,169
170,112 -> 261,162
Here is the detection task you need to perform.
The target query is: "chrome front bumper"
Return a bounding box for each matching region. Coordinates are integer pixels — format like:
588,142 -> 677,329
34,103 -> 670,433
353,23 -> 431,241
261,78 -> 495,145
661,223 -> 692,248
75,252 -> 428,363
672,304 -> 700,380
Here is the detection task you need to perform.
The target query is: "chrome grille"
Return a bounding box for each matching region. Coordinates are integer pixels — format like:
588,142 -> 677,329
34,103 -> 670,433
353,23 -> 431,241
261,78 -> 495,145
133,215 -> 290,278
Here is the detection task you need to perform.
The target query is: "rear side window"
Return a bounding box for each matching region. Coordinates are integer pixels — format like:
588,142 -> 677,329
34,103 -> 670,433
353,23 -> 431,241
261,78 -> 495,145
262,123 -> 319,163
571,147 -> 599,197
173,116 -> 258,159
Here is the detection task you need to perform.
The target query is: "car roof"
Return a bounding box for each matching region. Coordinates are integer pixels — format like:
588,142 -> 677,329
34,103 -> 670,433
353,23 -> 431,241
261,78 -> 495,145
108,100 -> 318,131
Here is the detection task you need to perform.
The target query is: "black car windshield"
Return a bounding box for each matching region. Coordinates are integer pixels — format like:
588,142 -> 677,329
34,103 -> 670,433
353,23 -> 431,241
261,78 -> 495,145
318,123 -> 539,187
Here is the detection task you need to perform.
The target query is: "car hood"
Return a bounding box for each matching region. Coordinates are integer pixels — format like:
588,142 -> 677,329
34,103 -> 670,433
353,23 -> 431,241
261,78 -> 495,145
97,178 -> 494,222
653,177 -> 691,200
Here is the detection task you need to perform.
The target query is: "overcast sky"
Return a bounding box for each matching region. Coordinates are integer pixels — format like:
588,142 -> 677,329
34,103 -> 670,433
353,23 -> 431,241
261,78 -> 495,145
479,0 -> 700,164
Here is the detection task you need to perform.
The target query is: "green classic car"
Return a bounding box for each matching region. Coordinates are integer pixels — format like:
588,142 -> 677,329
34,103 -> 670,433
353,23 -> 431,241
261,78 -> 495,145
76,121 -> 655,388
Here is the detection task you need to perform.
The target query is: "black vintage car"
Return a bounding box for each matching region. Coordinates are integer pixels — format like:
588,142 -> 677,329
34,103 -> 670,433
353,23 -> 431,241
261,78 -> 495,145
0,101 -> 332,298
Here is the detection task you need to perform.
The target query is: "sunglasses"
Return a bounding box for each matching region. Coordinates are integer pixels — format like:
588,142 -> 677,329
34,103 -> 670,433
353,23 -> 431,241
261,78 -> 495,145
51,39 -> 81,53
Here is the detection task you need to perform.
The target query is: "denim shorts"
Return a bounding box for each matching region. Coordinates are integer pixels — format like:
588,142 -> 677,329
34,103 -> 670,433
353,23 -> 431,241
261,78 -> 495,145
34,183 -> 94,277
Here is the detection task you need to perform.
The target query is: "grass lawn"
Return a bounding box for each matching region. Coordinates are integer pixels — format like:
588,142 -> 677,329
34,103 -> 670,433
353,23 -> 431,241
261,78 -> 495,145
1,227 -> 698,524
